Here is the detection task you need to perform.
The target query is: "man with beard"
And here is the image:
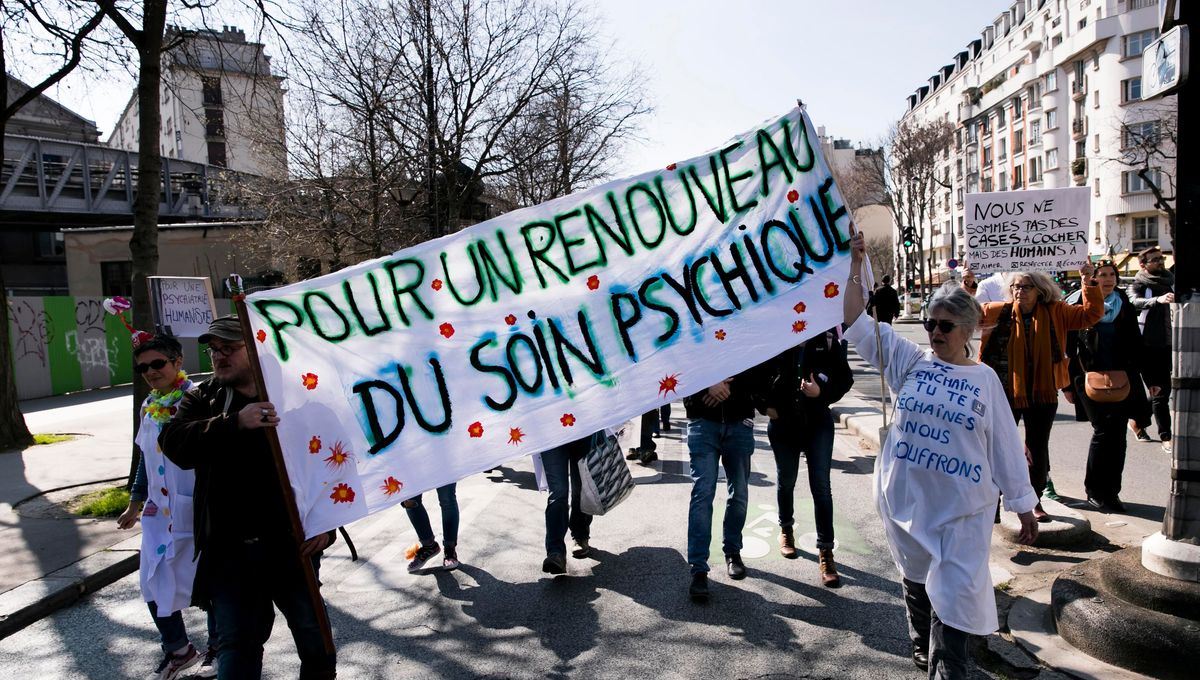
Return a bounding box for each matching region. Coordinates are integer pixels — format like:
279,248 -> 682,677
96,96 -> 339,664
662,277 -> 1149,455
160,316 -> 337,679
1130,247 -> 1176,453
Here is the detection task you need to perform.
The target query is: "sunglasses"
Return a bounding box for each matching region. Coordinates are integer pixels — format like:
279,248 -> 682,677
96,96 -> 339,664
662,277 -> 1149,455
964,281 -> 978,289
1146,257 -> 1165,264
1010,283 -> 1036,291
134,358 -> 170,374
206,343 -> 244,358
923,319 -> 958,333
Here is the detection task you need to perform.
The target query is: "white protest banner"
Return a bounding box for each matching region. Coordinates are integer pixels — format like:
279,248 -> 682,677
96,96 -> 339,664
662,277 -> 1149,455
148,276 -> 218,338
244,106 -> 855,537
964,186 -> 1090,275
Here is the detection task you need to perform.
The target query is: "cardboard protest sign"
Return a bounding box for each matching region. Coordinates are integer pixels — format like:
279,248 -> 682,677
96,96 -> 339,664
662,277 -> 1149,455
148,276 -> 218,338
964,187 -> 1090,275
244,106 -> 856,537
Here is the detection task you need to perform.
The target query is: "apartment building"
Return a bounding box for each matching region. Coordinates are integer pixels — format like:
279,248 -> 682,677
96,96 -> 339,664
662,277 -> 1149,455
901,0 -> 1174,282
107,25 -> 286,178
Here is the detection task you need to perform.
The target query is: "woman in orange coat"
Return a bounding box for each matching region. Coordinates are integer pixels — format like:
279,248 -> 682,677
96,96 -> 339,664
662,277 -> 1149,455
978,267 -> 1102,520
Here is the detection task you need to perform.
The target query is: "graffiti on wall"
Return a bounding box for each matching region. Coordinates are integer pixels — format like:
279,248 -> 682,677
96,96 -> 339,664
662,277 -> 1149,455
8,299 -> 49,367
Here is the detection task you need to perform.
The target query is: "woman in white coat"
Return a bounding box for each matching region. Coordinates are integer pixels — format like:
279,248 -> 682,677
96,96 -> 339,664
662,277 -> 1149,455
117,334 -> 217,679
843,233 -> 1039,678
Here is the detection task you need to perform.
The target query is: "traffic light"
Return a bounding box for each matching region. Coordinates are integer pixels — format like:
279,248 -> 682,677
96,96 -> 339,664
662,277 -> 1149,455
902,227 -> 916,249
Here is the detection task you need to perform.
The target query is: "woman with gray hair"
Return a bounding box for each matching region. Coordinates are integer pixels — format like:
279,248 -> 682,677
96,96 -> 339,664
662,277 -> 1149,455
843,233 -> 1037,678
978,267 -> 1102,520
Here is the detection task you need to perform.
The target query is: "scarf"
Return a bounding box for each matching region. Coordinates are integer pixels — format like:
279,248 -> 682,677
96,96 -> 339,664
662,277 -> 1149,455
1133,268 -> 1174,293
1007,303 -> 1058,408
1099,290 -> 1121,324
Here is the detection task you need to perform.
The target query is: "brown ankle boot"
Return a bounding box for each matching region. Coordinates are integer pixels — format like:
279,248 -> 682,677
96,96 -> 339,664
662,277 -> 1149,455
779,527 -> 798,559
818,549 -> 841,587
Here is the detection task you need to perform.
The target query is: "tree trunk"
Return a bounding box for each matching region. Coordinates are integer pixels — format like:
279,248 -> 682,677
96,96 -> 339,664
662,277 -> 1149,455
0,64 -> 34,450
127,0 -> 168,481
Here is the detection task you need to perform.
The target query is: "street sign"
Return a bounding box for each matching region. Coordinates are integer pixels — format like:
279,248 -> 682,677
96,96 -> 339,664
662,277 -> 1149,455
947,258 -> 958,270
1142,25 -> 1190,100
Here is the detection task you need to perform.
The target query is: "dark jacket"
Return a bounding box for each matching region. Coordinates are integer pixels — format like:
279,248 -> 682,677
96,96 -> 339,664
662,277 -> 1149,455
683,367 -> 769,424
1066,289 -> 1151,423
757,331 -> 853,427
868,285 -> 900,323
1130,270 -> 1174,349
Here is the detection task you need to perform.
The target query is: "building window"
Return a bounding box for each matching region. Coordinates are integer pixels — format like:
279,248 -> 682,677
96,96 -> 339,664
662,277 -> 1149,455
1124,169 -> 1161,193
1046,70 -> 1058,91
983,146 -> 993,168
983,176 -> 994,192
1013,165 -> 1024,189
1013,96 -> 1023,119
1029,155 -> 1043,183
1121,77 -> 1142,102
1014,129 -> 1024,154
1046,108 -> 1058,129
1029,119 -> 1042,145
1133,215 -> 1159,250
101,261 -> 134,298
207,141 -> 227,168
999,138 -> 1008,161
204,109 -> 225,138
35,231 -> 65,258
1046,148 -> 1058,169
1123,120 -> 1160,148
1128,0 -> 1155,9
1123,29 -> 1159,58
202,77 -> 223,107
997,107 -> 1007,128
999,171 -> 1008,192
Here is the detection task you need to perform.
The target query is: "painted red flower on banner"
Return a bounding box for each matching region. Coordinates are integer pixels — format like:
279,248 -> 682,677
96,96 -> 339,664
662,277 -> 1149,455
714,329 -> 727,341
586,275 -> 600,290
301,373 -> 319,390
439,322 -> 455,338
560,413 -> 576,427
823,282 -> 839,298
468,421 -> 484,438
793,301 -> 807,314
658,373 -> 681,397
666,163 -> 677,171
325,441 -> 352,468
256,329 -> 267,343
787,189 -> 800,203
508,427 -> 525,445
431,278 -> 443,291
380,476 -> 404,496
792,320 -> 808,334
308,436 -> 322,454
504,314 -> 517,326
160,486 -> 168,496
330,483 -> 355,504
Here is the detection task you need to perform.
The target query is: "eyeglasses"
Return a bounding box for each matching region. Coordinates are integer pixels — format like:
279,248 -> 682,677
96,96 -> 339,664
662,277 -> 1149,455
1146,257 -> 1165,264
923,319 -> 958,333
1010,284 -> 1036,292
964,281 -> 978,290
206,343 -> 244,358
134,358 -> 170,374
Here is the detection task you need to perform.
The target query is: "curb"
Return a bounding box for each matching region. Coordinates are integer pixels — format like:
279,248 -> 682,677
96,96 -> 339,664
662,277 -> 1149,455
0,535 -> 141,642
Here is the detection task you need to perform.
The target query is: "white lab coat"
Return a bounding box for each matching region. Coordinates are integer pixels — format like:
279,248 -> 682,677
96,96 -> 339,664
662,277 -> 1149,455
135,393 -> 199,618
846,315 -> 1035,634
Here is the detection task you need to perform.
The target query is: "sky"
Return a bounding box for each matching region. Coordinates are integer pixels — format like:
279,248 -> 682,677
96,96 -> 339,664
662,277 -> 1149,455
36,0 -> 1010,179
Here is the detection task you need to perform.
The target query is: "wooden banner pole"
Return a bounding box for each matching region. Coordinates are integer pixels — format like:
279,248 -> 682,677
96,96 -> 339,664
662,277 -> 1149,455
227,275 -> 335,655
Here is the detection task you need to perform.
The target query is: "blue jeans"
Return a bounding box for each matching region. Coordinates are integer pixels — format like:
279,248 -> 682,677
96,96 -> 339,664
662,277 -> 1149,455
767,413 -> 835,549
686,418 -> 754,574
148,602 -> 218,653
210,540 -> 335,680
404,483 -> 459,547
542,437 -> 592,557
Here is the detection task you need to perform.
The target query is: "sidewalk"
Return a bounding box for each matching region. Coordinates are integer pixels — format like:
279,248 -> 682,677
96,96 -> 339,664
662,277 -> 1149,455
0,386 -> 140,639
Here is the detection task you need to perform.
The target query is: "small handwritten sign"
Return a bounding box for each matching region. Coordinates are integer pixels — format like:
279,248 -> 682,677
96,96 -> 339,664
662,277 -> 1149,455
964,187 -> 1090,275
148,276 -> 217,338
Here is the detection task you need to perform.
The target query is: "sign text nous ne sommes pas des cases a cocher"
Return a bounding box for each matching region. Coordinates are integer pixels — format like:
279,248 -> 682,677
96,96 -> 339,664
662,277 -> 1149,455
964,186 -> 1090,276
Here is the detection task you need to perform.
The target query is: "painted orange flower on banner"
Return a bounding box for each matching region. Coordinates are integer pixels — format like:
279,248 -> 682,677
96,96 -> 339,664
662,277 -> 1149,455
586,275 -> 600,290
504,314 -> 517,326
823,282 -> 839,298
560,413 -> 576,427
658,373 -> 681,397
324,441 -> 352,468
468,421 -> 484,438
792,320 -> 808,334
439,322 -> 455,338
787,189 -> 799,203
308,436 -> 322,454
330,483 -> 355,504
793,301 -> 807,314
256,329 -> 267,343
431,278 -> 443,291
508,427 -> 525,445
714,329 -> 727,341
380,476 -> 403,496
666,163 -> 677,171
301,373 -> 319,390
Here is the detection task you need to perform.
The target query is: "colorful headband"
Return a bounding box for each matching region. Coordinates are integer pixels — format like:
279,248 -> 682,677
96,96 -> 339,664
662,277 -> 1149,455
103,296 -> 154,347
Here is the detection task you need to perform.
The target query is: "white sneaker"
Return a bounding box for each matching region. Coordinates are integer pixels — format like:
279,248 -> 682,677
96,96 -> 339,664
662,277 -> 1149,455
194,646 -> 218,678
1162,440 -> 1173,454
151,643 -> 199,680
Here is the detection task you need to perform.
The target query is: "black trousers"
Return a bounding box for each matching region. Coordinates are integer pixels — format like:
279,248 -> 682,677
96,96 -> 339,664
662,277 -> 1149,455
1142,351 -> 1172,440
903,578 -> 972,679
1010,402 -> 1058,498
1076,378 -> 1129,502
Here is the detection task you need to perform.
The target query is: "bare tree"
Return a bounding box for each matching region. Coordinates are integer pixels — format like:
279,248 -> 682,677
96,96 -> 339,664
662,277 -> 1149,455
866,236 -> 895,279
1,0 -> 114,449
1110,102 -> 1177,250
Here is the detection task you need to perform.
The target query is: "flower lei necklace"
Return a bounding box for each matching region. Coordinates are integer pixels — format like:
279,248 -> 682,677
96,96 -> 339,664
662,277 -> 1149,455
145,370 -> 189,425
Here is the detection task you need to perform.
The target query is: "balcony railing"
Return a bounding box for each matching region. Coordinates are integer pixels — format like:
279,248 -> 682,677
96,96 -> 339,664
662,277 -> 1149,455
1072,75 -> 1087,99
1072,117 -> 1088,139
